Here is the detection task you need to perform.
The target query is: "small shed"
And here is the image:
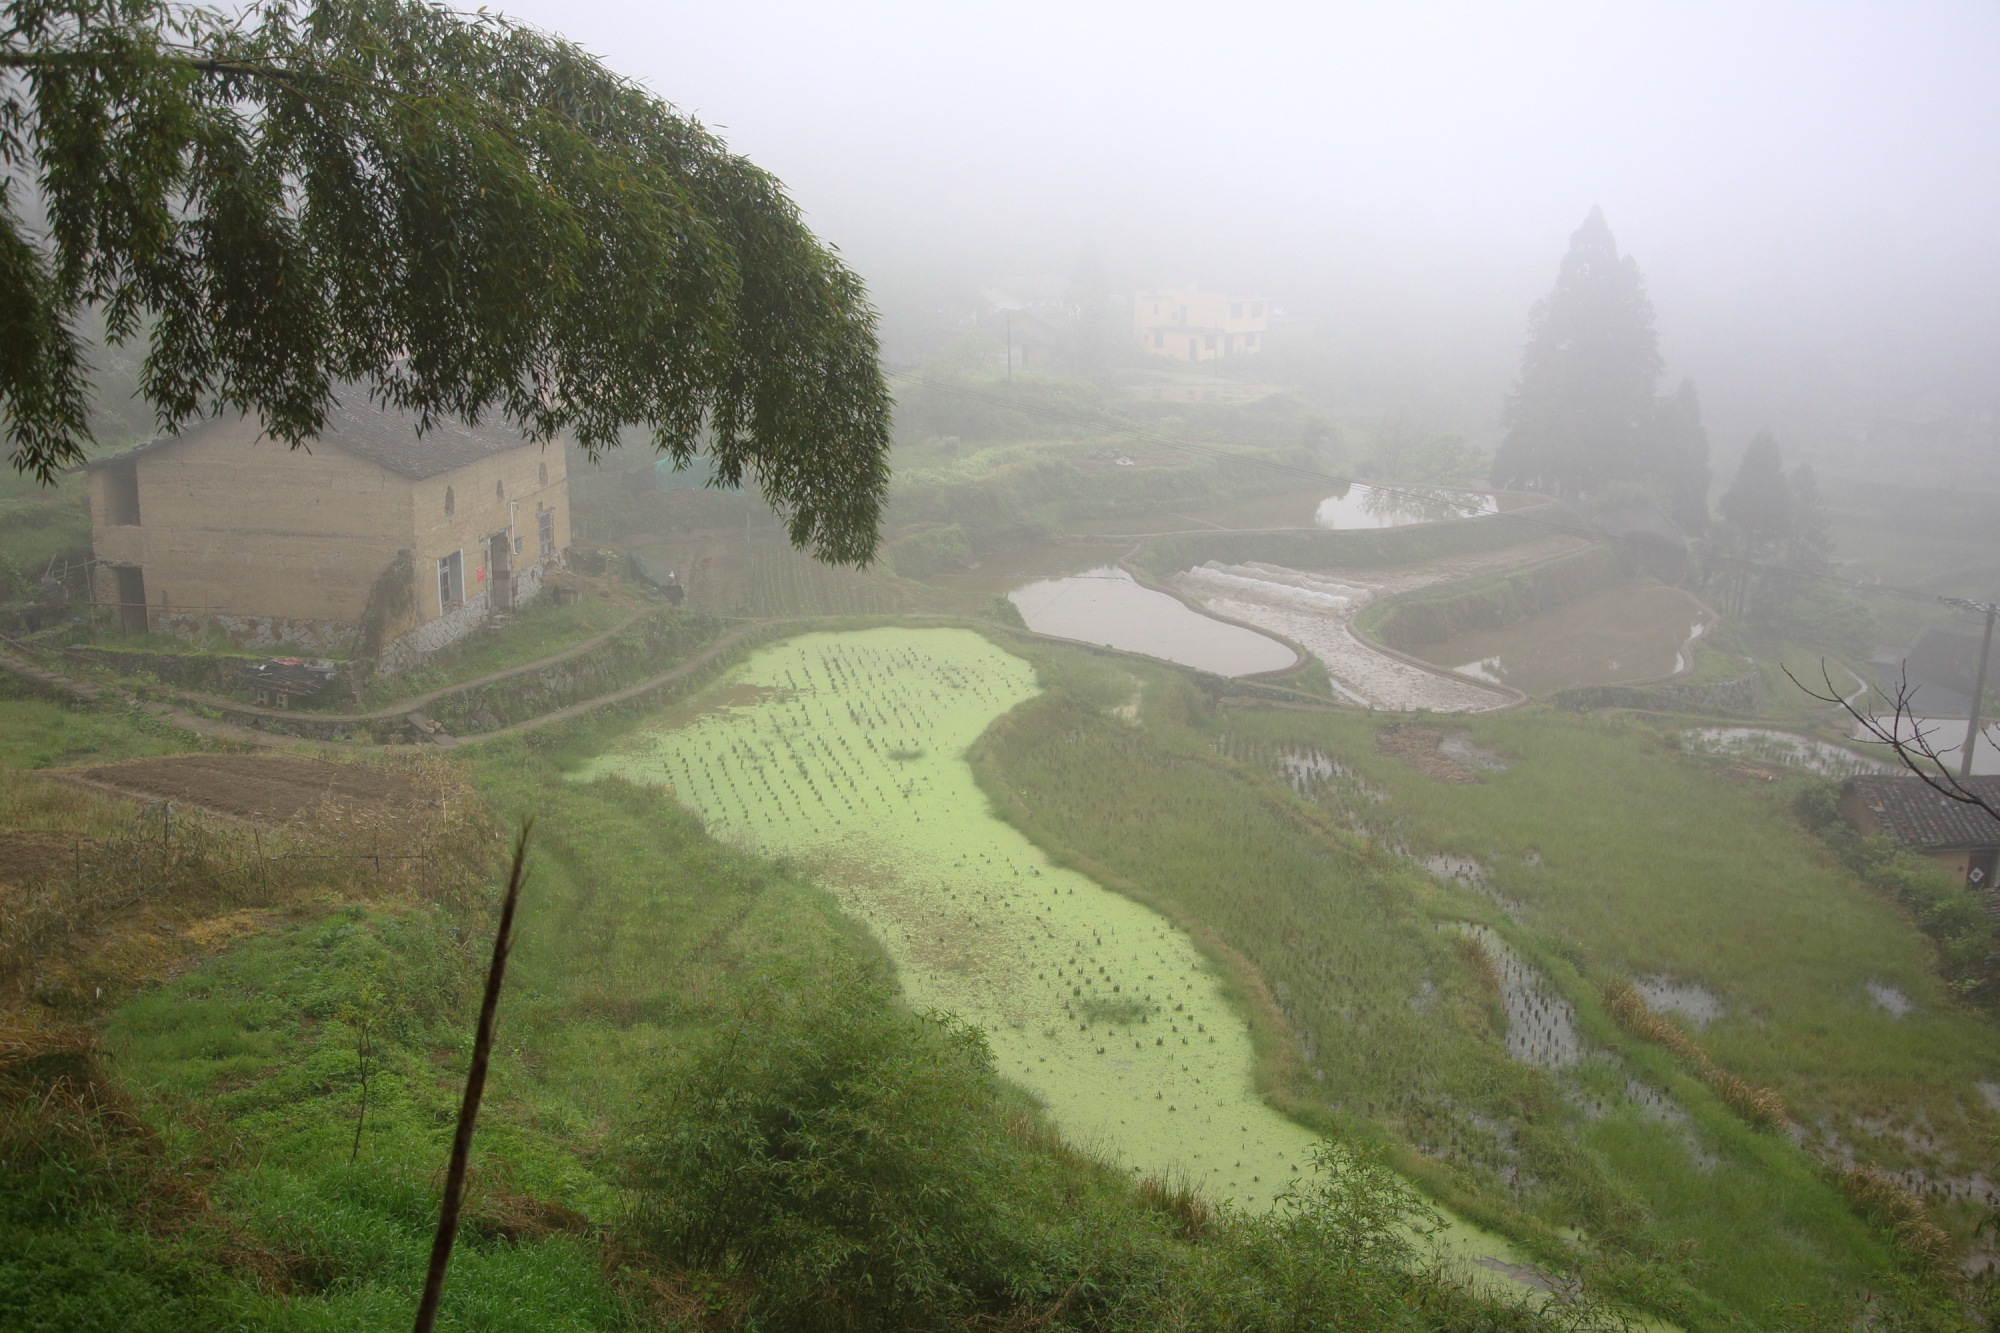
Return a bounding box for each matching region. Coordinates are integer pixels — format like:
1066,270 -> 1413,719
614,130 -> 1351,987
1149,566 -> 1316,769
1839,774 -> 2000,890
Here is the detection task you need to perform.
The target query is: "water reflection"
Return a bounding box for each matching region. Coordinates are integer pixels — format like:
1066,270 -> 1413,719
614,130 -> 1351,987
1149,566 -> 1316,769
1009,566 -> 1298,677
1412,586 -> 1709,697
1058,486 -> 1504,537
1314,483 -> 1497,530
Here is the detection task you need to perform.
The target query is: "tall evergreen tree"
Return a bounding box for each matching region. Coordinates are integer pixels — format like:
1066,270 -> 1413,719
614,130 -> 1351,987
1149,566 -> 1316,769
1785,462 -> 1832,573
1641,377 -> 1712,534
1707,430 -> 1793,617
1717,431 -> 1792,549
1493,207 -> 1662,498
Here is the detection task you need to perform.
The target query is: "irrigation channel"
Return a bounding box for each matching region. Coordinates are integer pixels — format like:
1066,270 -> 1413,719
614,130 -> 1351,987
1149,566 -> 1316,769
575,626 -> 1556,1296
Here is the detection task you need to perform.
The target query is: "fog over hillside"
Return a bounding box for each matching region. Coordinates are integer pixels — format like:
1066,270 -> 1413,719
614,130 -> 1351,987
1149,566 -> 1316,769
495,0 -> 2000,470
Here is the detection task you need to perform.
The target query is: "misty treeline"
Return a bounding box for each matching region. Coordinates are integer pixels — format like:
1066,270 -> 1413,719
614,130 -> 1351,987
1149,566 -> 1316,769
1496,208 -> 1861,650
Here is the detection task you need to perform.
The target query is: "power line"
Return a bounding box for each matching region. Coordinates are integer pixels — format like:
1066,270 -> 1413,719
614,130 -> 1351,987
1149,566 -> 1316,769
888,372 -> 1972,612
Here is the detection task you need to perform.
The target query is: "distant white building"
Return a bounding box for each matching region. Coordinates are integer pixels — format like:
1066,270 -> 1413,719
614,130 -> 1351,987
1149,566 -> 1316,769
1133,287 -> 1269,362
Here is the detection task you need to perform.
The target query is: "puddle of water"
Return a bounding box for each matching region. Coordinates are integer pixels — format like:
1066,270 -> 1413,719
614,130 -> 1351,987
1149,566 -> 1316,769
1412,585 -> 1710,697
572,627 -> 1541,1291
1315,485 -> 1498,530
1632,976 -> 1724,1028
1445,923 -> 1584,1070
1850,716 -> 2000,776
1009,566 -> 1297,677
1684,728 -> 1889,777
1867,982 -> 1914,1017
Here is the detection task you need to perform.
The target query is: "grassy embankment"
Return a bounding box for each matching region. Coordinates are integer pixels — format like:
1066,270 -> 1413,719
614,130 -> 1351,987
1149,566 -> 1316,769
973,666 -> 1994,1329
3,633 -> 1611,1332
0,674 -> 247,770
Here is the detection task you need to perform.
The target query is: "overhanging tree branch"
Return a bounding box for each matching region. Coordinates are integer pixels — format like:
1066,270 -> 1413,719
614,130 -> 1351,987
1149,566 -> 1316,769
1,0 -> 891,564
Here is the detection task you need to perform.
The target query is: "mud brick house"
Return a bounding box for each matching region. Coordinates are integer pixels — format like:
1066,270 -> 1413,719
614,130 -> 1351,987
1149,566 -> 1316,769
85,399 -> 569,671
1840,774 -> 2000,890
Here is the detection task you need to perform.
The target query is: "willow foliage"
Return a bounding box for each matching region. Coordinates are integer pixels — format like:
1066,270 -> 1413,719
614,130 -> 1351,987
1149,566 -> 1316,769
0,0 -> 891,562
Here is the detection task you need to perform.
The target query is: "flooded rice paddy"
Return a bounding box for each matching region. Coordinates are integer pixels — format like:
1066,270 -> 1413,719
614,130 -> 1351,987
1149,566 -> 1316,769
1007,566 -> 1298,677
575,627 -> 1542,1290
1684,728 -> 1890,777
575,628 -> 1320,1207
1416,586 -> 1711,697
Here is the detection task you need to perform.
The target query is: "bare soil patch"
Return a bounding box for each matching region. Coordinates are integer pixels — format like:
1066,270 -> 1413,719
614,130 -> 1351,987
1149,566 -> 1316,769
0,828 -> 88,888
55,755 -> 437,826
1374,724 -> 1482,783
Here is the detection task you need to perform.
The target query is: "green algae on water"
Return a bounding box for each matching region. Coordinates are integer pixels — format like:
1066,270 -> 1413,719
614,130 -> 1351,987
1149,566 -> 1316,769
571,628 -> 1555,1302
573,628 -> 1320,1207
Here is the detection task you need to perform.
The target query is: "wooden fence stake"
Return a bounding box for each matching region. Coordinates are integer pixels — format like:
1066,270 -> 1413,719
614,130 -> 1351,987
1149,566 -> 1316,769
411,819 -> 532,1333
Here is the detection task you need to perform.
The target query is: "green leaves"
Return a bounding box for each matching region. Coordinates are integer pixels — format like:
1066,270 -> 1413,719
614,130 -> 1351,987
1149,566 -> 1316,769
1,0 -> 890,562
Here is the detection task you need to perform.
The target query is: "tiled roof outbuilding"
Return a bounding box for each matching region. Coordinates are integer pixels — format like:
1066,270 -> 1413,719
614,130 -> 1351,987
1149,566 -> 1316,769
1842,775 -> 2000,850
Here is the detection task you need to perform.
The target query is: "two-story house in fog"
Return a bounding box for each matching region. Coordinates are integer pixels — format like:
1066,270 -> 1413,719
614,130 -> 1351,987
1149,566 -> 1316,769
85,398 -> 569,671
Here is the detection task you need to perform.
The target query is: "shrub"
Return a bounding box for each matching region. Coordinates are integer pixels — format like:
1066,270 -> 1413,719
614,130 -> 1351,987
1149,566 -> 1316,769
619,956 -> 1039,1330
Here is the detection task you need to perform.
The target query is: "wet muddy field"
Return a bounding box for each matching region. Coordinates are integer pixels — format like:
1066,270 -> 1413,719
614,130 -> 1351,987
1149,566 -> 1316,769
1413,585 -> 1711,696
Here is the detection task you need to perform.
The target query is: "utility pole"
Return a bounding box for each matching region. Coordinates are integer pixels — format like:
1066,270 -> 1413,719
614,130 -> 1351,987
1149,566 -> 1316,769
1945,598 -> 1998,777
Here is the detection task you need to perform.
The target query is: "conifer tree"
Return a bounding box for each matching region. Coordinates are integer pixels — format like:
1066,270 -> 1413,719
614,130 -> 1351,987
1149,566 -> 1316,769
1493,207 -> 1663,499
1707,430 -> 1793,616
1642,377 -> 1712,534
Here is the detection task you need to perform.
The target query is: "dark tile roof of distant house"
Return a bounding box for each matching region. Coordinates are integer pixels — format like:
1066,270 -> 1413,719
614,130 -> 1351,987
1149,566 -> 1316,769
85,396 -> 538,481
1843,774 -> 2000,850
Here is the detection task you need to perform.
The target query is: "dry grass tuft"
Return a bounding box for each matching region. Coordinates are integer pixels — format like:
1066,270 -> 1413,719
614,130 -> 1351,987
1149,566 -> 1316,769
1137,1171 -> 1215,1242
1603,979 -> 1789,1131
1,752 -> 500,1016
1836,1164 -> 1961,1285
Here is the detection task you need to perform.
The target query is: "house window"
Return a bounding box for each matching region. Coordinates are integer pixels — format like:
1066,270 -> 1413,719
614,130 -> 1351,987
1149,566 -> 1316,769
444,485 -> 455,515
495,479 -> 505,501
1251,301 -> 1265,317
1230,302 -> 1243,319
1188,338 -> 1198,358
538,510 -> 555,560
437,551 -> 463,611
104,459 -> 141,526
539,461 -> 549,487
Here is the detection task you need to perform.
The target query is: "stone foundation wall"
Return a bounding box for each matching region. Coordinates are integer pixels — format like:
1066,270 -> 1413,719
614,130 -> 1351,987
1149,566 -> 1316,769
150,610 -> 359,656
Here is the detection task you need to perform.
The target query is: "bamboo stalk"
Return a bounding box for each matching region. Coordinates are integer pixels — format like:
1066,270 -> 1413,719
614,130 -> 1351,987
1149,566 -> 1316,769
411,820 -> 533,1333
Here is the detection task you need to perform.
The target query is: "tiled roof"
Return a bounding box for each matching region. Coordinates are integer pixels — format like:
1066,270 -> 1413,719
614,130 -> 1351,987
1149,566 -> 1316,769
89,396 -> 537,481
1844,774 -> 2000,850
316,400 -> 533,479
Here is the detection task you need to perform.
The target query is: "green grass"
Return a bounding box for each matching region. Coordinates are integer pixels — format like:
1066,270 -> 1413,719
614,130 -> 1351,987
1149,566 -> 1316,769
349,596 -> 634,708
969,670 -> 1958,1327
15,616 -> 1988,1329
1127,695 -> 2000,1316
0,679 -> 228,769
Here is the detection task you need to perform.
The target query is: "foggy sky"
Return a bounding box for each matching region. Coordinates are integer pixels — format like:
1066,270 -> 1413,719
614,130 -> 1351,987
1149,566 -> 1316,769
497,0 -> 2000,458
